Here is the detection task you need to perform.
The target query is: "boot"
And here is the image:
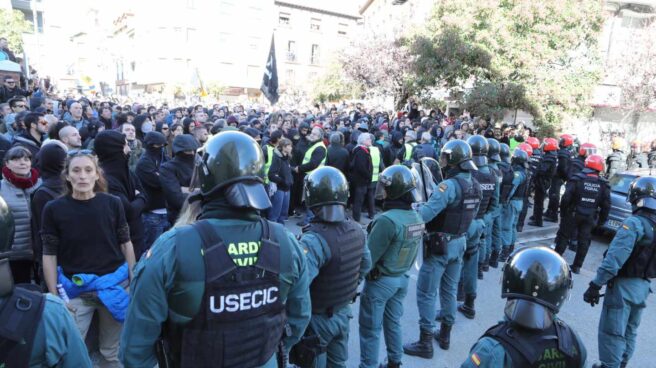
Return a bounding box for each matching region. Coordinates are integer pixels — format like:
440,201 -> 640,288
570,264 -> 581,274
457,281 -> 465,302
403,330 -> 434,359
498,247 -> 511,263
477,264 -> 484,280
528,220 -> 543,227
434,323 -> 452,350
379,362 -> 401,368
568,239 -> 578,252
457,294 -> 476,319
489,250 -> 499,268
481,258 -> 490,272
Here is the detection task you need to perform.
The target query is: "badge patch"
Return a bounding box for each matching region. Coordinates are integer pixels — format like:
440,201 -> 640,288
438,182 -> 448,192
471,353 -> 481,366
622,224 -> 630,230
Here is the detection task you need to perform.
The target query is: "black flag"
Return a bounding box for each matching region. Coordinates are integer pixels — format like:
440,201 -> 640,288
261,35 -> 279,105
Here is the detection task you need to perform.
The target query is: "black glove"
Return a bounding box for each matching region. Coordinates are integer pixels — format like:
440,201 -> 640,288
583,282 -> 602,307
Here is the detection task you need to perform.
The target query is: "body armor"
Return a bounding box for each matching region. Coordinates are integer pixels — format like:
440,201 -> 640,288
429,176 -> 481,235
571,173 -> 606,217
617,212 -> 656,279
471,168 -> 497,219
0,287 -> 45,368
511,166 -> 529,200
498,162 -> 515,203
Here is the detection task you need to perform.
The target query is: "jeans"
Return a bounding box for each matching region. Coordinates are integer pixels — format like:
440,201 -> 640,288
268,190 -> 290,224
142,212 -> 170,251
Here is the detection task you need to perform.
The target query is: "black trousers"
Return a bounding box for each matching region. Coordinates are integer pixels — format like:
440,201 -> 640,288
554,213 -> 595,268
532,183 -> 547,225
9,259 -> 34,285
352,183 -> 375,222
546,178 -> 563,216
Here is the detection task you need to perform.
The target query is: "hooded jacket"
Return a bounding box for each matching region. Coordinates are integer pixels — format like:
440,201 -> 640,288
159,134 -> 199,223
136,132 -> 169,212
268,148 -> 293,191
326,137 -> 350,176
95,130 -> 148,258
350,145 -> 373,186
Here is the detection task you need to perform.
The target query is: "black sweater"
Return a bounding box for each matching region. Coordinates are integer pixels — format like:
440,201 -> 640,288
268,150 -> 293,191
350,145 -> 373,186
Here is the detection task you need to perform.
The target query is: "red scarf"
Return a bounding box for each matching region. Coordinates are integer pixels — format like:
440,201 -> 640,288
2,166 -> 39,189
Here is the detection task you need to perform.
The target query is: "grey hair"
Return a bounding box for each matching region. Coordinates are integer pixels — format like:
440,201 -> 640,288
329,132 -> 343,145
357,132 -> 372,145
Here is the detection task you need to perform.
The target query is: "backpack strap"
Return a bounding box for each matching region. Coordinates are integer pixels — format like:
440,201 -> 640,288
191,220 -> 235,283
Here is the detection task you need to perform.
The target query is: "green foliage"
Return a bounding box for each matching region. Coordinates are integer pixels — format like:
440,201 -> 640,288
311,61 -> 362,103
410,0 -> 604,132
0,9 -> 32,54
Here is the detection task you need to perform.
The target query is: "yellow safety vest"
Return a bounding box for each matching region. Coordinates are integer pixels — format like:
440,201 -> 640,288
263,144 -> 274,184
370,145 -> 381,182
404,142 -> 416,161
302,141 -> 327,174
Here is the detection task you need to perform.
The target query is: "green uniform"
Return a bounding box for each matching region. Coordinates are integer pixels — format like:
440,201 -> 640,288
119,208 -> 311,368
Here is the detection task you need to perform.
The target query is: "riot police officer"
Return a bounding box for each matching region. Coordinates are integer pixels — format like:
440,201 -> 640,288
494,143 -> 514,267
457,135 -> 498,319
605,137 -> 626,179
499,149 -> 529,262
404,140 -> 481,358
626,140 -> 648,170
545,134 -> 574,222
359,165 -> 424,368
516,136 -> 541,232
568,143 -> 597,179
529,138 -> 558,227
0,196 -> 92,368
120,131 -> 311,368
481,138 -> 502,275
462,246 -> 587,368
584,176 -> 656,368
294,166 -> 371,368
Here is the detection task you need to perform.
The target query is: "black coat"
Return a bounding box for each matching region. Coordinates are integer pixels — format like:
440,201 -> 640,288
350,145 -> 373,187
268,150 -> 293,191
136,147 -> 168,211
326,144 -> 350,176
159,154 -> 195,223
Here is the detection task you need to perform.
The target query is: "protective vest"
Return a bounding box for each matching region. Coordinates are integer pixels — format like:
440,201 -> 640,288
403,142 -> 416,161
557,149 -> 571,180
568,157 -> 585,179
263,144 -> 275,184
471,167 -> 497,219
303,141 -> 327,174
498,163 -> 515,203
428,176 -> 481,235
483,320 -> 581,368
617,213 -> 656,279
510,166 -> 529,200
572,173 -> 606,216
306,219 -> 366,313
529,151 -> 542,174
0,287 -> 45,368
370,146 -> 381,182
375,210 -> 424,276
177,219 -> 286,368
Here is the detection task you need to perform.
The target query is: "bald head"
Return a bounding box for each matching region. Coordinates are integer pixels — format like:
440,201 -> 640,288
59,126 -> 82,149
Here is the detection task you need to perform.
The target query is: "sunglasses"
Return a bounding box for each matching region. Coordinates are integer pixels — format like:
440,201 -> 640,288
67,149 -> 95,157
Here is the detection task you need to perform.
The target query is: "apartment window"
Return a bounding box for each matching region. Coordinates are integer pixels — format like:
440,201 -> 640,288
36,11 -> 44,33
279,12 -> 290,25
287,40 -> 297,62
310,18 -> 321,31
338,23 -> 348,36
310,44 -> 320,65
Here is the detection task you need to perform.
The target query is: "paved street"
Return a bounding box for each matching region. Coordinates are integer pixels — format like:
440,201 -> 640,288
285,215 -> 656,368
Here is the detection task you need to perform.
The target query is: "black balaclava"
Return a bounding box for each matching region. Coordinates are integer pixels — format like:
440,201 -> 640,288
95,130 -> 134,196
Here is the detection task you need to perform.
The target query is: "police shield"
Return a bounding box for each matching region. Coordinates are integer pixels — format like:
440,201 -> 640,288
411,159 -> 441,203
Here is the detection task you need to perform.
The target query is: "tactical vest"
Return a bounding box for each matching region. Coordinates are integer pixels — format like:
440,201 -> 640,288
529,151 -> 542,174
306,219 -> 366,314
498,163 -> 515,203
0,287 -> 46,368
483,320 -> 581,368
303,142 -> 327,174
403,142 -> 416,161
428,176 -> 481,235
264,145 -> 275,184
471,167 -> 497,219
370,146 -> 381,182
177,219 -> 286,368
568,157 -> 585,179
572,174 -> 605,216
617,214 -> 656,279
557,149 -> 571,180
511,166 -> 529,200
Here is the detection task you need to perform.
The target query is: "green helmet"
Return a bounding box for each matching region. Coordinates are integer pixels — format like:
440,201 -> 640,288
0,196 -> 14,256
499,143 -> 511,163
197,131 -> 271,209
439,139 -> 477,171
502,246 -> 572,328
487,138 -> 501,162
467,135 -> 489,167
628,176 -> 656,211
304,167 -> 349,222
511,148 -> 529,167
375,165 -> 418,201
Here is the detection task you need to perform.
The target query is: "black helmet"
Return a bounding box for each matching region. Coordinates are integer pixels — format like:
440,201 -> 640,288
467,135 -> 489,167
419,157 -> 443,184
499,143 -> 511,163
0,196 -> 14,256
502,246 -> 572,328
197,131 -> 271,209
439,139 -> 477,171
487,138 -> 501,162
511,148 -> 529,167
413,157 -> 443,202
304,167 -> 349,222
628,176 -> 656,211
375,165 -> 419,201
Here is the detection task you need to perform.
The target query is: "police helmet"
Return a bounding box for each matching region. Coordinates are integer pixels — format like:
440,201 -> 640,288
412,158 -> 443,203
439,140 -> 477,171
502,246 -> 572,329
467,135 -> 489,167
304,166 -> 349,222
487,138 -> 501,162
511,148 -> 529,167
419,157 -> 443,184
375,165 -> 419,202
499,143 -> 511,164
628,176 -> 656,211
197,131 -> 271,209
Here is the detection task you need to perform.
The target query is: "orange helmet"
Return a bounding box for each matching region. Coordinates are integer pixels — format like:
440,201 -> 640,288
611,137 -> 624,151
526,136 -> 540,150
518,142 -> 533,157
543,138 -> 558,152
585,154 -> 604,172
559,134 -> 574,148
578,143 -> 597,158
631,140 -> 640,149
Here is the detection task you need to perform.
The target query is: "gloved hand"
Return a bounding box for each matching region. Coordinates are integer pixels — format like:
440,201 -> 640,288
583,282 -> 602,307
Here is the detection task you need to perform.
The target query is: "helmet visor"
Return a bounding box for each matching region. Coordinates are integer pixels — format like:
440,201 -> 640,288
375,180 -> 388,200
411,163 -> 434,203
503,299 -> 554,330
224,181 -> 272,210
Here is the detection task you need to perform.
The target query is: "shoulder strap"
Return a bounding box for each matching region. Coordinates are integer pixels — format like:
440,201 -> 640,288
555,320 -> 578,360
33,186 -> 59,200
191,220 -> 235,283
0,287 -> 45,368
483,322 -> 538,366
